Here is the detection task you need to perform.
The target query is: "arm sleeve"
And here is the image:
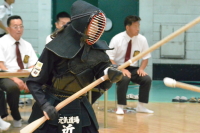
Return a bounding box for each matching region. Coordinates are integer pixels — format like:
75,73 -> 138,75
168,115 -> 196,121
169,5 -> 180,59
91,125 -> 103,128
0,44 -> 5,61
26,48 -> 58,106
93,60 -> 113,90
27,45 -> 38,67
106,37 -> 117,60
46,35 -> 52,44
142,37 -> 151,60
0,6 -> 6,20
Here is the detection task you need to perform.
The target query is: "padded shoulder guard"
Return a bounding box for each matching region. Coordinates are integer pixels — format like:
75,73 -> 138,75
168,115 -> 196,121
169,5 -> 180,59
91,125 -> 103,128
68,49 -> 110,74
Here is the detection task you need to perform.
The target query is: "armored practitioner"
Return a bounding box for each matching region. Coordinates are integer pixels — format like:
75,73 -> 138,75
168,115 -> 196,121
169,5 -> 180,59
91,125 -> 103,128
26,1 -> 122,133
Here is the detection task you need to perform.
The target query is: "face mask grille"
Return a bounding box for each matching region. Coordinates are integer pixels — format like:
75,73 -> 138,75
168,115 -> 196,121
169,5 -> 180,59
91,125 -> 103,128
86,12 -> 106,45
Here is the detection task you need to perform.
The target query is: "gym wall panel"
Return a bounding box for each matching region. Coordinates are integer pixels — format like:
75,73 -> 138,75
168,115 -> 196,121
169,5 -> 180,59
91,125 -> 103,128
98,0 -> 139,44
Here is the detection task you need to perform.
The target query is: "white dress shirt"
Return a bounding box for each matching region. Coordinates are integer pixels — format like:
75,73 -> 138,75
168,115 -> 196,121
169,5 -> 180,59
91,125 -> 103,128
0,1 -> 13,34
46,34 -> 52,44
0,34 -> 38,70
106,31 -> 151,67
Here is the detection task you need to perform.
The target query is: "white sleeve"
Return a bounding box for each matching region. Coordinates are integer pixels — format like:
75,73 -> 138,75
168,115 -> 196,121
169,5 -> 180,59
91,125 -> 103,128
0,6 -> 6,20
142,37 -> 151,60
46,35 -> 52,44
0,43 -> 5,62
106,37 -> 118,60
27,44 -> 38,67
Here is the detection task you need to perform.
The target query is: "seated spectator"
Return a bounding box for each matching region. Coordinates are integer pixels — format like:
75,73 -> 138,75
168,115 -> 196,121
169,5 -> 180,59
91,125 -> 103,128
0,15 -> 38,128
46,11 -> 70,44
106,15 -> 153,115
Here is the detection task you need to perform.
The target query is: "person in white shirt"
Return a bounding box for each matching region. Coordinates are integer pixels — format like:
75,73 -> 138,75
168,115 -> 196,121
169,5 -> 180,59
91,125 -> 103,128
106,15 -> 153,114
0,15 -> 38,128
0,0 -> 14,37
46,11 -> 70,44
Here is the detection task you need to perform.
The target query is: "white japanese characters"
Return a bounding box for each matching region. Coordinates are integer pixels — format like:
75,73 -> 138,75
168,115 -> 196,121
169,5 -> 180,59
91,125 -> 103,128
58,116 -> 80,133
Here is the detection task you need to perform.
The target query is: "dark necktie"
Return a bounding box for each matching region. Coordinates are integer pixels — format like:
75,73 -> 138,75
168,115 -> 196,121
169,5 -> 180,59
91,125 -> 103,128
124,40 -> 132,62
15,42 -> 24,69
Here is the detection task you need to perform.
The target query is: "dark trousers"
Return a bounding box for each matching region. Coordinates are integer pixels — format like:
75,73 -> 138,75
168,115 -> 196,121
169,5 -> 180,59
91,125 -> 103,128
116,66 -> 152,105
0,78 -> 26,120
0,89 -> 8,118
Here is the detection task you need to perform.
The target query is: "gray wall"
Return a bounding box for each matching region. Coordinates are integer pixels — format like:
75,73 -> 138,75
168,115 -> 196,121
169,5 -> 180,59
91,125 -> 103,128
140,0 -> 153,77
140,0 -> 200,77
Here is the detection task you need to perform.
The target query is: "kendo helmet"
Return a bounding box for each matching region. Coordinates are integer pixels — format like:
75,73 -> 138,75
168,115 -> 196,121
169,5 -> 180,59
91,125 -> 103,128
46,0 -> 111,59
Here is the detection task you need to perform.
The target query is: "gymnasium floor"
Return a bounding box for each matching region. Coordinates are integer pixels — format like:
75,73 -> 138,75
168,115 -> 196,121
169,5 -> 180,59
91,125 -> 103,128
3,80 -> 200,133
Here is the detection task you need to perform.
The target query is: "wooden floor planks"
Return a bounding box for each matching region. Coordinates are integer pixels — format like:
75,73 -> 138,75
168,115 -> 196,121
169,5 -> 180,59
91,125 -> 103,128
2,101 -> 200,133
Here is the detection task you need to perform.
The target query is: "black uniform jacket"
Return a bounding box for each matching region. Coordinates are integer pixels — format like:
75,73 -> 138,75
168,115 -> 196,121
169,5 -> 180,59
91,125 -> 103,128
26,48 -> 113,130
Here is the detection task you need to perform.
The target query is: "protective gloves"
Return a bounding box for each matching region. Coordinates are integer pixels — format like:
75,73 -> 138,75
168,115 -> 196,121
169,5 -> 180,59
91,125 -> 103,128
41,102 -> 58,120
106,64 -> 123,83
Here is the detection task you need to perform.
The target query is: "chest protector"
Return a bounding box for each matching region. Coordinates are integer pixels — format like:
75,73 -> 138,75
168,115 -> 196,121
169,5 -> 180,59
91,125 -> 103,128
51,48 -> 109,95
